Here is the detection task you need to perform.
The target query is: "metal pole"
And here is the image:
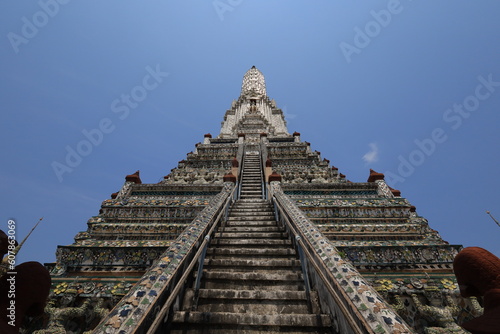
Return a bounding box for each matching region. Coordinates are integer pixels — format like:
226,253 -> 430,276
295,235 -> 312,313
194,235 -> 210,296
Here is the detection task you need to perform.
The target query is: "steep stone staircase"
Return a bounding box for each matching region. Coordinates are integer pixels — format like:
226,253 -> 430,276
171,153 -> 332,333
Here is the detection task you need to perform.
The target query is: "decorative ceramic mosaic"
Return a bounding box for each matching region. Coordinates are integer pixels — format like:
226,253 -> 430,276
285,190 -> 379,197
56,246 -> 166,266
51,279 -> 135,298
102,198 -> 210,207
376,179 -> 395,198
101,208 -> 203,220
294,198 -> 411,208
130,190 -> 220,196
339,245 -> 460,265
87,223 -> 189,235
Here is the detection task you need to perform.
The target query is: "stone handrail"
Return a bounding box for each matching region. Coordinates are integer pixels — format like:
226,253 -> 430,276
270,182 -> 414,334
92,182 -> 236,334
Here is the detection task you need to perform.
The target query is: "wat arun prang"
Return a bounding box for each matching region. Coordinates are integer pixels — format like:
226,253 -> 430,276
31,67 -> 482,333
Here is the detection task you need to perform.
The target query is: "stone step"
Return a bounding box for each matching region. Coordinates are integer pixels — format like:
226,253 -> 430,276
195,295 -> 313,315
228,211 -> 273,217
240,190 -> 263,194
191,289 -> 322,315
240,187 -> 261,190
232,201 -> 268,205
234,201 -> 267,205
230,208 -> 270,212
229,205 -> 274,213
236,199 -> 268,203
204,258 -> 301,269
170,327 -> 331,334
206,247 -> 296,257
232,203 -> 270,207
196,289 -> 311,301
230,206 -> 270,211
230,207 -> 271,212
241,202 -> 269,205
227,215 -> 275,221
230,207 -> 273,213
225,221 -> 277,227
218,226 -> 282,232
200,270 -> 305,290
210,239 -> 292,247
213,232 -> 288,239
172,312 -> 332,328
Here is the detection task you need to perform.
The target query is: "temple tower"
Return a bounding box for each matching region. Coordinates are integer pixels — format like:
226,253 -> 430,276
219,66 -> 288,140
35,67 -> 478,334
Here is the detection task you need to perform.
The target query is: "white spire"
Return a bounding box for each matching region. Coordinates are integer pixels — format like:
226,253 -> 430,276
241,66 -> 266,97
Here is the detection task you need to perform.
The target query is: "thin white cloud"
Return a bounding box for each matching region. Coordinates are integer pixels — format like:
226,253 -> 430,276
362,143 -> 379,164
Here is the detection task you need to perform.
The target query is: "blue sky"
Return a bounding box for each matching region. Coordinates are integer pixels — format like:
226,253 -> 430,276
1,1 -> 499,265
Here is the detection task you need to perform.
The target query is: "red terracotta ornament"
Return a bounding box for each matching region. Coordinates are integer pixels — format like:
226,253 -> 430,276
268,172 -> 282,183
223,172 -> 237,183
367,169 -> 385,182
453,247 -> 500,333
125,170 -> 142,184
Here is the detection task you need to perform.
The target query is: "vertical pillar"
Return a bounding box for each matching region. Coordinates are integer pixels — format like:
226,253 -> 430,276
265,158 -> 273,183
203,133 -> 212,144
238,133 -> 245,144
